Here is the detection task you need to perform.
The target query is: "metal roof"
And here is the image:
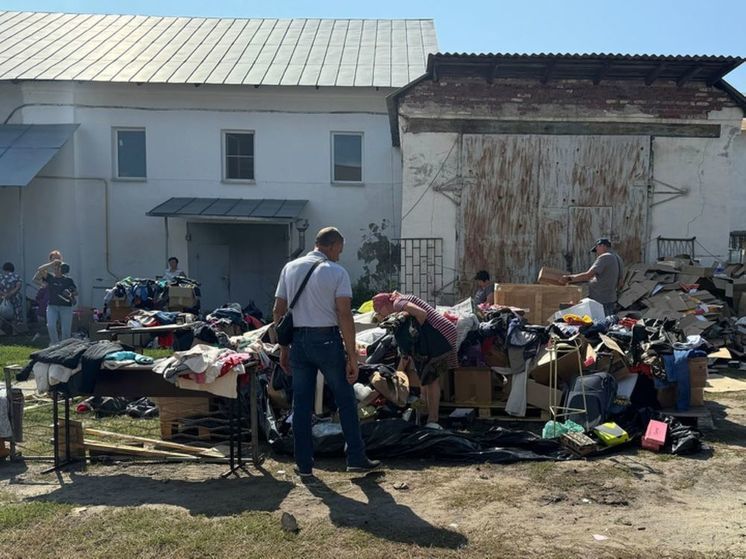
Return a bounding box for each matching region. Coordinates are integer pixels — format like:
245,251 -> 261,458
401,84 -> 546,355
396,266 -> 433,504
147,197 -> 308,221
0,123 -> 79,187
0,11 -> 437,87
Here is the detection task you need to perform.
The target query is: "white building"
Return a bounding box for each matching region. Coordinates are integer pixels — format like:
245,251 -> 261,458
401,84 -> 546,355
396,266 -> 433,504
0,11 -> 438,312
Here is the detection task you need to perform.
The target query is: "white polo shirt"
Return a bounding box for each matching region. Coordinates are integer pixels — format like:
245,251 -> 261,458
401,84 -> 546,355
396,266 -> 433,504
275,251 -> 353,327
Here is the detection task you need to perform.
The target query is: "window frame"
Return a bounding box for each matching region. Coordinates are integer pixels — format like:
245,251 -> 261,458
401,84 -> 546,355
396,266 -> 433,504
221,129 -> 256,184
330,131 -> 364,185
112,127 -> 147,181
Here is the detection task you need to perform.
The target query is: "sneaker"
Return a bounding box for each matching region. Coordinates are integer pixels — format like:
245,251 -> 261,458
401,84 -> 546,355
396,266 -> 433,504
346,458 -> 382,473
425,422 -> 444,430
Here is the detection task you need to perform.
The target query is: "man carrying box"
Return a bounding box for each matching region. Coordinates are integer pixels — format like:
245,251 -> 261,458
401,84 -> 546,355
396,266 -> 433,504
563,238 -> 624,316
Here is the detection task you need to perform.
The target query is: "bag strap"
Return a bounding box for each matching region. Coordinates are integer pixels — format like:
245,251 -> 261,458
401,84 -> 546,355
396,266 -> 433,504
288,259 -> 325,310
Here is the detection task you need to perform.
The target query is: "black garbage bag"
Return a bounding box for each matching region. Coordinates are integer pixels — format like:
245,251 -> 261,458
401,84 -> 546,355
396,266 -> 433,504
271,418 -> 573,464
614,407 -> 704,455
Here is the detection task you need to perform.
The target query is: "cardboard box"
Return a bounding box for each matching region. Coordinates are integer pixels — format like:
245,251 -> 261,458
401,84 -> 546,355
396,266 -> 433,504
168,286 -> 197,308
689,357 -> 708,388
594,335 -> 634,382
657,385 -> 704,408
690,387 -> 705,407
526,379 -> 563,411
530,341 -> 587,386
109,306 -> 132,322
454,367 -> 494,406
642,419 -> 668,451
537,267 -> 567,286
494,283 -> 583,324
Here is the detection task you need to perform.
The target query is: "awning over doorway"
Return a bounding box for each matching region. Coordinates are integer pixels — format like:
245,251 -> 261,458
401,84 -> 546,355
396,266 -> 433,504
0,124 -> 79,187
147,197 -> 308,222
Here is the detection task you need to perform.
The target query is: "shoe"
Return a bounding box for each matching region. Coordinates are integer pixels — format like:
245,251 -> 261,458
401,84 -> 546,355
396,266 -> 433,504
425,422 -> 444,430
293,467 -> 314,478
346,458 -> 382,472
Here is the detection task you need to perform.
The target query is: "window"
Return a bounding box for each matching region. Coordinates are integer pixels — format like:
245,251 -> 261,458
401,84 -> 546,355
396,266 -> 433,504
114,128 -> 146,179
332,132 -> 363,183
223,131 -> 255,181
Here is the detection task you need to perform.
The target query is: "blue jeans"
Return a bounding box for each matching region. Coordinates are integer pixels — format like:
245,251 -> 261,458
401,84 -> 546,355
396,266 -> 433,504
47,305 -> 73,345
290,327 -> 366,472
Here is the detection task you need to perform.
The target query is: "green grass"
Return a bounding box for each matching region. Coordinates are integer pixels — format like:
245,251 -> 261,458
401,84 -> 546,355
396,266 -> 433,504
1,343 -> 170,457
0,501 -> 74,530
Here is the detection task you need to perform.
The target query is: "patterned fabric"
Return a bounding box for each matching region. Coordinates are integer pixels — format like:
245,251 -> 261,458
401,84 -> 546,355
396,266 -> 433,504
394,294 -> 458,368
0,271 -> 23,322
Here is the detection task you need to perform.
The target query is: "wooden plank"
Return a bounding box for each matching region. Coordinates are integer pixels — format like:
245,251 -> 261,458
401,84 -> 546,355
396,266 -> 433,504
83,439 -> 198,459
84,428 -> 223,458
408,118 -> 721,138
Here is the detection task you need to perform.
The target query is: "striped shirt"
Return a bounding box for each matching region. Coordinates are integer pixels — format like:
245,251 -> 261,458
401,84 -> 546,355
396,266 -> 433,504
396,294 -> 458,368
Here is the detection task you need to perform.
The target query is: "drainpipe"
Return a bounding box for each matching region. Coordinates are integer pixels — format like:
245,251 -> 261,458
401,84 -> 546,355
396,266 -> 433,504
35,175 -> 119,281
289,219 -> 309,259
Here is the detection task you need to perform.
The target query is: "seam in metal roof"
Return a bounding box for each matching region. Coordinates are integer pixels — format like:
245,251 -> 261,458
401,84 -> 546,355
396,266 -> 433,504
0,11 -> 438,87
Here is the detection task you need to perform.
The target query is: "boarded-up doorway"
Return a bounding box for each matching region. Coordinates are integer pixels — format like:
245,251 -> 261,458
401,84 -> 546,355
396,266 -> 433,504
460,134 -> 649,286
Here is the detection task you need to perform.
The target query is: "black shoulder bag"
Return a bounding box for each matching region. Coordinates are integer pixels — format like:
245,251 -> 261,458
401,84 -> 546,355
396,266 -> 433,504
275,259 -> 325,346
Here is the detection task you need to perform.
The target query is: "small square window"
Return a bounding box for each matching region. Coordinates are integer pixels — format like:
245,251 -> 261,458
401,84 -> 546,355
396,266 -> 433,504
114,128 -> 146,179
224,131 -> 254,181
332,133 -> 363,183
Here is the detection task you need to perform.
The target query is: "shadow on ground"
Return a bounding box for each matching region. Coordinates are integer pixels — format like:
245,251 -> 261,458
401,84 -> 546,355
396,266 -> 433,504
303,472 -> 468,550
28,468 -> 294,517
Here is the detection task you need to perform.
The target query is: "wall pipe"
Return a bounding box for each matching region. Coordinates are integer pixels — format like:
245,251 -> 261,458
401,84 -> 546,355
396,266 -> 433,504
35,175 -> 119,282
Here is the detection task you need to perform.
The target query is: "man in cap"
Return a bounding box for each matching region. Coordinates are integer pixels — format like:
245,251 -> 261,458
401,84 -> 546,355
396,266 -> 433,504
563,238 -> 624,316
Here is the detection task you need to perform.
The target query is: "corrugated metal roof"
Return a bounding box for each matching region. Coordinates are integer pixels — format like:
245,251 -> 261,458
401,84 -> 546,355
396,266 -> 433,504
0,11 -> 437,87
147,197 -> 308,221
0,123 -> 78,187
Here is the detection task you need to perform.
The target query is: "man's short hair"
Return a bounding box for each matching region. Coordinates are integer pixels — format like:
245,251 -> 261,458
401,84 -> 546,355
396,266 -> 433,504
2,262 -> 14,272
315,227 -> 344,248
474,270 -> 490,282
168,257 -> 179,265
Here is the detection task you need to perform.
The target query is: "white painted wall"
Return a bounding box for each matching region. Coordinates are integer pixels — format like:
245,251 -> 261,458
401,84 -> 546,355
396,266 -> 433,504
650,108 -> 743,264
0,81 -> 403,307
399,109 -> 745,290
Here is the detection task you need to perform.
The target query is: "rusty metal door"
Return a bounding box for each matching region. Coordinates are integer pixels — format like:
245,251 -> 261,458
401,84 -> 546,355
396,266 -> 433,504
460,135 -> 649,285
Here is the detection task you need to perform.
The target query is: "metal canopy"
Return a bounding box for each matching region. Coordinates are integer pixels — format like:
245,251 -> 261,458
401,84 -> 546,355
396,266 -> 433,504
0,124 -> 79,187
147,197 -> 308,221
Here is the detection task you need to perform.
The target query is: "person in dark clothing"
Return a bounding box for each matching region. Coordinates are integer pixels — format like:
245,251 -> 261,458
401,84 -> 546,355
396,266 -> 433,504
36,258 -> 77,345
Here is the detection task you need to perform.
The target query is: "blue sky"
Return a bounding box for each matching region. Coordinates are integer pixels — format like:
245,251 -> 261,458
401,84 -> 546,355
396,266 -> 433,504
7,0 -> 746,91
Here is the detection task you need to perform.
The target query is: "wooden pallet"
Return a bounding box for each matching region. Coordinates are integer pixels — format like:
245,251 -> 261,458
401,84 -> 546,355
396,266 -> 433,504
440,401 -> 549,422
661,406 -> 715,431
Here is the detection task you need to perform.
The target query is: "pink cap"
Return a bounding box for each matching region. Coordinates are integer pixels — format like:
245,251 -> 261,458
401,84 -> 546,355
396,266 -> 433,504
372,293 -> 391,312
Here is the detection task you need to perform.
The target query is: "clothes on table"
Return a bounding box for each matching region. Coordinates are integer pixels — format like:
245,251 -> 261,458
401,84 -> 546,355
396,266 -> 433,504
104,351 -> 154,364
153,345 -> 251,385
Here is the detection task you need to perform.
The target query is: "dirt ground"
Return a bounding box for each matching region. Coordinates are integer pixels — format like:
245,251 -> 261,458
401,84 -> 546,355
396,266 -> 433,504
1,391 -> 745,559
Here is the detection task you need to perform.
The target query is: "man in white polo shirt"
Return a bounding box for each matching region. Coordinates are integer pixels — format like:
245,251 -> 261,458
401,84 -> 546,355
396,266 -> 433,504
273,227 -> 380,477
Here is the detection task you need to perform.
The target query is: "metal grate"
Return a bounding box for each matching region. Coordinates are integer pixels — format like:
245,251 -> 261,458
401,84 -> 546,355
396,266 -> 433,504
393,238 -> 444,305
656,236 -> 695,259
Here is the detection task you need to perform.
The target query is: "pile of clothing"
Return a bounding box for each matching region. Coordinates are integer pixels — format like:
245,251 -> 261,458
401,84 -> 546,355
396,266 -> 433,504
103,276 -> 201,312
16,338 -> 138,396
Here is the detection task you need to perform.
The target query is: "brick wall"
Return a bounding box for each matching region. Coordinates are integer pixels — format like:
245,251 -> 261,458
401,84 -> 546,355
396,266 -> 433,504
400,77 -> 739,120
